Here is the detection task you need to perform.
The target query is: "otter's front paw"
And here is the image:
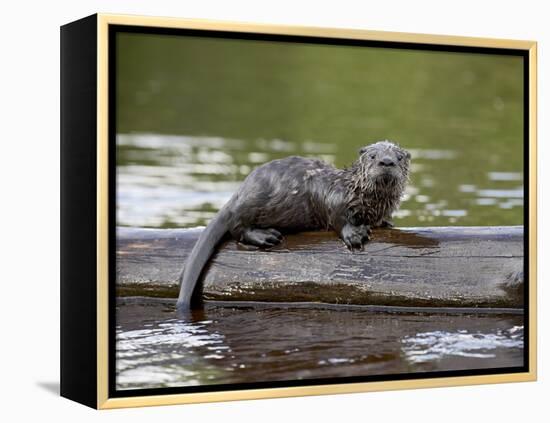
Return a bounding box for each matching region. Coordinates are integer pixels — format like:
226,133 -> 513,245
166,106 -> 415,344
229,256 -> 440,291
379,220 -> 394,228
341,224 -> 371,251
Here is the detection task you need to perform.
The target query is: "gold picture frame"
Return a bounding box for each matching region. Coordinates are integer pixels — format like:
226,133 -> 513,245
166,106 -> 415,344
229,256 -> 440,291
60,13 -> 537,409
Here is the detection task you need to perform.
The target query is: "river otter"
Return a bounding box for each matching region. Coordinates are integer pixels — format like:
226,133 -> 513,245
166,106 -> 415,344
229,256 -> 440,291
177,140 -> 411,310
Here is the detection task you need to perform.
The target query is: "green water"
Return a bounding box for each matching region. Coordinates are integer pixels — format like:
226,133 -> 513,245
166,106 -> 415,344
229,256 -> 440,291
116,32 -> 524,228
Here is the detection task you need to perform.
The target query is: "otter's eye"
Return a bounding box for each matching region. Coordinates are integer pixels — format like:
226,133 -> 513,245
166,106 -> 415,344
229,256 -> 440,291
369,154 -> 376,160
397,154 -> 403,161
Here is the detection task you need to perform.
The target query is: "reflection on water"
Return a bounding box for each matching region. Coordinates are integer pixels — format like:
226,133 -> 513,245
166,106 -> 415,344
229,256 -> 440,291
401,326 -> 523,363
116,33 -> 524,229
116,298 -> 524,390
117,133 -> 524,228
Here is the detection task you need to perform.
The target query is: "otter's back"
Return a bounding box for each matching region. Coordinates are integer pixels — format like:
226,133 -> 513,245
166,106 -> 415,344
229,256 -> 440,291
229,156 -> 335,230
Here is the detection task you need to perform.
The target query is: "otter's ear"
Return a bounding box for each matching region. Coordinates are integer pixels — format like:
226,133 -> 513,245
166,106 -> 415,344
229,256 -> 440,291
359,146 -> 368,155
405,150 -> 411,159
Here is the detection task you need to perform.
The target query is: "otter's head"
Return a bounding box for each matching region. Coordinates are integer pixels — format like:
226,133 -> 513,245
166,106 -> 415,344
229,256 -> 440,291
358,140 -> 411,186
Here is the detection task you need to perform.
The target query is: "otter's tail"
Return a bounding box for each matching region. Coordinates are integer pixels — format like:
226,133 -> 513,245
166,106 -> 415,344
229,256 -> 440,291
176,210 -> 229,311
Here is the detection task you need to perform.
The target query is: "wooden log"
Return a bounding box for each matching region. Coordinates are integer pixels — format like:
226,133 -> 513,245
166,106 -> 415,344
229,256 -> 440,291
116,226 -> 524,310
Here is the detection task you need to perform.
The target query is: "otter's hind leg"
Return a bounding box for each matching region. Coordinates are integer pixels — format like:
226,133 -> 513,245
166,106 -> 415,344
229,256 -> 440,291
241,228 -> 282,248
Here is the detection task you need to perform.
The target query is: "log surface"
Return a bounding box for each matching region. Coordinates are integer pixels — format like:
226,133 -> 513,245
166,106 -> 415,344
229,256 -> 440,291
116,226 -> 524,309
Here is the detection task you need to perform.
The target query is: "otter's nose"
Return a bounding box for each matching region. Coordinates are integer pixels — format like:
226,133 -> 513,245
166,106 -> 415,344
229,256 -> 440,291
379,157 -> 396,167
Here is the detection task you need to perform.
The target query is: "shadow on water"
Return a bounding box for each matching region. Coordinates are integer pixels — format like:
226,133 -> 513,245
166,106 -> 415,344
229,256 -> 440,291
116,298 -> 523,391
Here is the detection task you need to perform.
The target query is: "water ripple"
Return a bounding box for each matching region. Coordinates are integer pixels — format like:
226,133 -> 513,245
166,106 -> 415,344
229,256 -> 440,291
401,327 -> 524,364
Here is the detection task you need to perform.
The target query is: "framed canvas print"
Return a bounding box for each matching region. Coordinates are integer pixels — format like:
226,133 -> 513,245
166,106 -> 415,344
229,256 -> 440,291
60,13 -> 537,409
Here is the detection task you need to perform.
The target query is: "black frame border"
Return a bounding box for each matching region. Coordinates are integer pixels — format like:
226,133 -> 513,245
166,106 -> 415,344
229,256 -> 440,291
60,14 -> 99,409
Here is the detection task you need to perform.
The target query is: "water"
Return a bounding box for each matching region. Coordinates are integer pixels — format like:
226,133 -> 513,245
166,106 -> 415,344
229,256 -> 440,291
114,32 -> 525,390
117,133 -> 525,229
116,32 -> 524,229
116,298 -> 523,390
